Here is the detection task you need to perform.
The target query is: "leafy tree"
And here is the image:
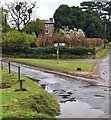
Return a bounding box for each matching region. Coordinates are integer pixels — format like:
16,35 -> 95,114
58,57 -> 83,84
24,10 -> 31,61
81,0 -> 111,41
80,1 -> 96,11
102,1 -> 111,22
0,7 -> 10,33
5,1 -> 36,31
83,12 -> 102,38
54,4 -> 72,29
23,19 -> 45,37
102,1 -> 111,41
70,6 -> 85,29
2,30 -> 36,54
54,4 -> 102,38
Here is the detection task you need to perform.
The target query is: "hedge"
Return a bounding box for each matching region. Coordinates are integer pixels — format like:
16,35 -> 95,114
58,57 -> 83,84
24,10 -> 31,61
4,46 -> 95,59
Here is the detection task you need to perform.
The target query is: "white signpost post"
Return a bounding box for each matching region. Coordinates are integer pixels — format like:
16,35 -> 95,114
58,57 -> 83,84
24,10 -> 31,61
54,43 -> 66,64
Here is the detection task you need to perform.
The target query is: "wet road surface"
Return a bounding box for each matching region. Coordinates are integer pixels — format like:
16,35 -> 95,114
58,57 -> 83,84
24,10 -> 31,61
1,56 -> 110,118
98,54 -> 110,84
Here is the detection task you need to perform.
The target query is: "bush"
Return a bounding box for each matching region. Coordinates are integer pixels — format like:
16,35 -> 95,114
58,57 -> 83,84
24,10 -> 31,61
2,30 -> 36,54
36,35 -> 103,48
11,46 -> 95,59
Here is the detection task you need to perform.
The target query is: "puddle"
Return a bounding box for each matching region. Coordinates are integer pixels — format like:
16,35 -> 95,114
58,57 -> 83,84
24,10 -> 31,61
56,101 -> 105,118
94,94 -> 105,97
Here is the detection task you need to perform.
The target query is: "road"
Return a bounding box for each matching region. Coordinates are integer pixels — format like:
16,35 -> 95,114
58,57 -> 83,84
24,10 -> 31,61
1,55 -> 110,118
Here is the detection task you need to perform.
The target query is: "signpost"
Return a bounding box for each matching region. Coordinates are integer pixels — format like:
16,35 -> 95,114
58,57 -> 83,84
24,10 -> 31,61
54,42 -> 66,64
104,23 -> 107,48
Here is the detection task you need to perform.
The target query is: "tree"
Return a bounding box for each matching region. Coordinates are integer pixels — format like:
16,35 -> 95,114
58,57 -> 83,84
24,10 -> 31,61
0,7 -> 10,33
2,30 -> 36,54
54,5 -> 83,30
54,4 -> 72,29
5,1 -> 36,31
102,1 -> 111,22
23,18 -> 45,37
83,13 -> 102,38
81,0 -> 111,41
80,1 -> 96,11
54,4 -> 102,38
102,1 -> 111,41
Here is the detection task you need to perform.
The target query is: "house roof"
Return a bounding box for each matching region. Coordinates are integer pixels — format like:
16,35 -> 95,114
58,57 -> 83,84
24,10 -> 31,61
43,18 -> 54,24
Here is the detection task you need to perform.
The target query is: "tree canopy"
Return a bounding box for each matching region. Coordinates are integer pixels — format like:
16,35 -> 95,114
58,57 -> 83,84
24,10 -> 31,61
53,4 -> 102,38
23,18 -> 45,37
0,7 -> 10,33
80,0 -> 111,40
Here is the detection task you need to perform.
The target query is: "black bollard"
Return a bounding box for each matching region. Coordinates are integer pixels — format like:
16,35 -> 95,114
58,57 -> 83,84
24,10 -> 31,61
1,60 -> 3,70
18,66 -> 20,81
18,66 -> 23,90
8,62 -> 11,73
20,80 -> 23,90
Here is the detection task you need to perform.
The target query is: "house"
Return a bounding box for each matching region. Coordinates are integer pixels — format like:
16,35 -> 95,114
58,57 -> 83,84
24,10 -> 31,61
43,18 -> 54,37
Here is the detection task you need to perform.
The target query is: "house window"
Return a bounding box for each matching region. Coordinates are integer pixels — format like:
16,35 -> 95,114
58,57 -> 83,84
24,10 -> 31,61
45,24 -> 49,27
45,29 -> 49,34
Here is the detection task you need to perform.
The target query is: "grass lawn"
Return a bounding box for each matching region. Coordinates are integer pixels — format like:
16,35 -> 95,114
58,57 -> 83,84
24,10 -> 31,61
96,48 -> 109,58
1,68 -> 60,119
8,58 -> 96,76
0,71 -> 2,120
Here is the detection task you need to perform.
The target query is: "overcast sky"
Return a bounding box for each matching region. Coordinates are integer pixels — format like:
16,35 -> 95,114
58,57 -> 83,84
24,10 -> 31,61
36,0 -> 88,19
1,0 -> 108,20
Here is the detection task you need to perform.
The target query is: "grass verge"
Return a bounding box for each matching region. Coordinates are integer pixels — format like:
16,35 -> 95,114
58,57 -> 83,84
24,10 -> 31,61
7,58 -> 96,77
1,68 -> 60,119
96,48 -> 109,58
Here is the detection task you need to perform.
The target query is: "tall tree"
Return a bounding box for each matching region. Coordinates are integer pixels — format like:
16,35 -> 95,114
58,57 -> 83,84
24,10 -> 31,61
5,1 -> 36,31
54,4 -> 102,38
102,1 -> 111,41
23,18 -> 45,37
83,12 -> 102,38
80,1 -> 96,11
81,0 -> 111,41
54,4 -> 72,29
0,7 -> 10,33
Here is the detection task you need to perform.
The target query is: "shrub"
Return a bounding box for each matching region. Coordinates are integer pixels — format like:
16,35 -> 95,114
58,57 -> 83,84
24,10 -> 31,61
2,30 -> 36,54
12,46 -> 95,59
59,46 -> 95,55
36,35 -> 103,48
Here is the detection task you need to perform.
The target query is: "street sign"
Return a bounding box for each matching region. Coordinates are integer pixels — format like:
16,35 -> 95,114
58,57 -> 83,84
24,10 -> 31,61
54,43 -> 66,47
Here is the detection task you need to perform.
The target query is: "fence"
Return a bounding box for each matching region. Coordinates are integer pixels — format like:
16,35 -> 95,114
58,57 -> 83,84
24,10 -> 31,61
1,60 -> 23,90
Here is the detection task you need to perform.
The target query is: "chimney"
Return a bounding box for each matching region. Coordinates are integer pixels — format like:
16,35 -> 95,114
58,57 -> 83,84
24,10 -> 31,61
50,18 -> 53,23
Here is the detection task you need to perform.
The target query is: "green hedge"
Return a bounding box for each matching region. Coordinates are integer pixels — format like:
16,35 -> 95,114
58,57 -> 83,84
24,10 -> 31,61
19,46 -> 94,55
59,47 -> 95,55
9,46 -> 95,59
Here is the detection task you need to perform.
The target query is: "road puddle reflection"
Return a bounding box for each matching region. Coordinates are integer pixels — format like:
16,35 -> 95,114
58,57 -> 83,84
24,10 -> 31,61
56,101 -> 105,118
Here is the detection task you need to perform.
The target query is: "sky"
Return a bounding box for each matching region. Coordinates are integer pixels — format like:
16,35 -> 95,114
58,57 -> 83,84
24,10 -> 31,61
1,0 -> 108,20
36,0 -> 88,19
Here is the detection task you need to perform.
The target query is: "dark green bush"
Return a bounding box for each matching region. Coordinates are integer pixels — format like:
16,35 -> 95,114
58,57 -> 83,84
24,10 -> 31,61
5,46 -> 95,59
59,46 -> 95,55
